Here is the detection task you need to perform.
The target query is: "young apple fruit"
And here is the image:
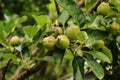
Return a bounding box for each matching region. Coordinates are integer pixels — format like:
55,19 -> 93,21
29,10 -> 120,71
9,36 -> 20,46
97,2 -> 111,16
66,25 -> 80,40
54,27 -> 63,35
92,40 -> 105,49
56,35 -> 70,49
109,21 -> 120,34
43,36 -> 56,50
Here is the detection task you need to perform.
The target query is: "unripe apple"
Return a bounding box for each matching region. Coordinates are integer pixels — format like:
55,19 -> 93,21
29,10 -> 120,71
54,27 -> 63,35
56,35 -> 70,49
43,36 -> 56,50
66,25 -> 80,40
108,21 -> 120,34
97,2 -> 111,16
9,36 -> 20,46
92,40 -> 105,49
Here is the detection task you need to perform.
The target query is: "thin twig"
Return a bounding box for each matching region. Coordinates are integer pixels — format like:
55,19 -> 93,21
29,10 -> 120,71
57,73 -> 73,80
86,0 -> 109,14
10,50 -> 54,80
88,0 -> 103,14
54,0 -> 60,15
10,61 -> 47,80
0,71 -> 2,80
2,49 -> 19,80
2,59 -> 12,80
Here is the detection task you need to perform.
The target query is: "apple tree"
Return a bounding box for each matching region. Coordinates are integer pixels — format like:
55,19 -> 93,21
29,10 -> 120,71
0,0 -> 120,80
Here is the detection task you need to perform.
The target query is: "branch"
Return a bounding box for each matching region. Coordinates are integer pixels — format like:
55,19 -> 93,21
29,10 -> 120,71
9,66 -> 25,80
57,73 -> 73,80
10,61 -> 47,80
0,71 -> 2,80
2,49 -> 19,80
54,0 -> 60,15
2,59 -> 12,80
10,50 -> 54,80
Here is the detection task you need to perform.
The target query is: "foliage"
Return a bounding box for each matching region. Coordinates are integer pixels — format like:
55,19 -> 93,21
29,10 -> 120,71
0,0 -> 120,80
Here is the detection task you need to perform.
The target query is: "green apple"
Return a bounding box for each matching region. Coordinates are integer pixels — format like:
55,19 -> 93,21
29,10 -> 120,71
43,36 -> 56,50
9,36 -> 20,46
54,27 -> 63,35
92,40 -> 105,49
97,2 -> 111,16
56,35 -> 70,49
66,25 -> 80,40
109,21 -> 120,34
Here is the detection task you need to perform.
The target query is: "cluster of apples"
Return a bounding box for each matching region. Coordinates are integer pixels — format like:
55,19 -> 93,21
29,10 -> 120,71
42,25 -> 81,50
8,25 -> 80,50
9,2 -> 120,48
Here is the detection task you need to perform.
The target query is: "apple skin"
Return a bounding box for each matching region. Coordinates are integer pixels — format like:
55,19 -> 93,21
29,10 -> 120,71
56,35 -> 70,49
9,36 -> 20,46
54,27 -> 63,35
66,25 -> 80,40
97,2 -> 111,16
108,22 -> 120,34
92,40 -> 105,49
43,36 -> 56,50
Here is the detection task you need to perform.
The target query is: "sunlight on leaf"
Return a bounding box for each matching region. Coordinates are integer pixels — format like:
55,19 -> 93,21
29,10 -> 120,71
84,54 -> 104,79
32,15 -> 48,27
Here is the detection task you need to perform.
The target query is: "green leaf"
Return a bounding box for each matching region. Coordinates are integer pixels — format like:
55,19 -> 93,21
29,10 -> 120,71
47,0 -> 56,12
29,27 -> 46,53
53,49 -> 65,68
0,21 -> 8,47
0,21 -> 5,42
23,25 -> 41,39
85,54 -> 104,79
88,51 -> 111,63
53,49 -> 65,73
72,56 -> 84,80
87,30 -> 108,40
32,15 -> 48,26
58,10 -> 70,25
90,16 -> 102,28
17,16 -> 28,24
77,31 -> 88,42
0,60 -> 8,68
101,46 -> 113,63
109,0 -> 120,11
4,17 -> 16,36
86,35 -> 95,47
0,53 -> 17,61
85,72 -> 97,80
56,0 -> 86,26
64,48 -> 74,59
86,13 -> 96,23
82,16 -> 106,31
